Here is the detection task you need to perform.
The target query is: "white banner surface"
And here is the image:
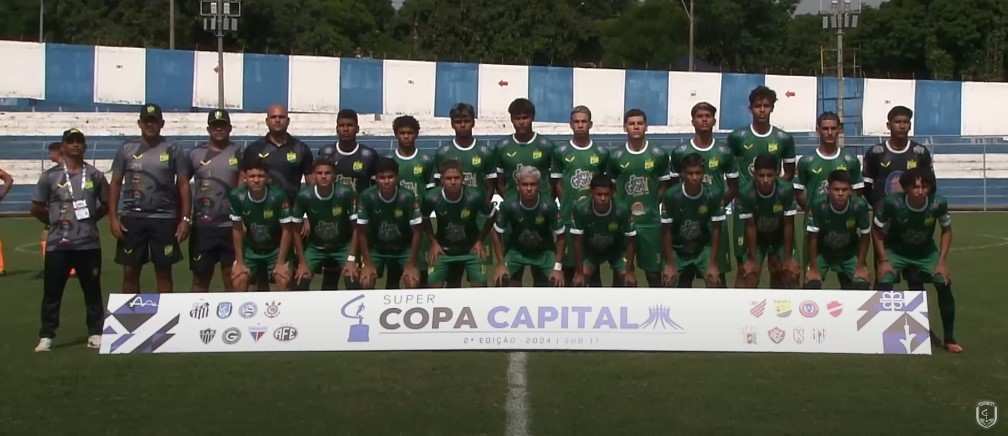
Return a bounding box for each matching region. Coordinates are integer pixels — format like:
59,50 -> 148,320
100,288 -> 932,355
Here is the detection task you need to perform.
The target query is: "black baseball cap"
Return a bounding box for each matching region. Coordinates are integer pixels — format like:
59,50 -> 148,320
62,128 -> 86,144
140,103 -> 164,120
208,109 -> 232,126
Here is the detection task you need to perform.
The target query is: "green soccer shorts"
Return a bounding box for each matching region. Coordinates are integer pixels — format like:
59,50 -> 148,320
245,248 -> 279,278
635,224 -> 663,273
879,247 -> 944,284
305,245 -> 351,273
505,249 -> 556,277
740,243 -> 793,265
673,244 -> 730,275
372,249 -> 409,273
583,250 -> 627,274
428,253 -> 486,285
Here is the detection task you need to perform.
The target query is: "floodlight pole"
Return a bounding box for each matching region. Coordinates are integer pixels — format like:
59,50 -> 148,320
38,0 -> 44,42
202,0 -> 240,109
170,0 -> 175,49
217,0 -> 225,109
680,0 -> 695,71
823,0 -> 859,145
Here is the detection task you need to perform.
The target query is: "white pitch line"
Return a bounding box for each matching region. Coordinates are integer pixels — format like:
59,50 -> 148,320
505,352 -> 531,436
13,241 -> 41,254
951,234 -> 1008,252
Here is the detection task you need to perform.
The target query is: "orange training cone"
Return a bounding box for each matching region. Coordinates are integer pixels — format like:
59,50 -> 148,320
0,240 -> 6,274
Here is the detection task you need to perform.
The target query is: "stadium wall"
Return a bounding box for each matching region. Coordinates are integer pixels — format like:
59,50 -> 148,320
4,41 -> 1008,135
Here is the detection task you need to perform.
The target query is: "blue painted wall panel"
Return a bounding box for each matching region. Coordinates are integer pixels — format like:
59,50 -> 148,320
44,44 -> 94,107
145,48 -> 195,111
528,66 -> 574,123
818,77 -> 865,136
718,73 -> 765,131
434,62 -> 479,117
915,80 -> 962,136
623,70 -> 669,125
242,53 -> 290,112
339,58 -> 383,114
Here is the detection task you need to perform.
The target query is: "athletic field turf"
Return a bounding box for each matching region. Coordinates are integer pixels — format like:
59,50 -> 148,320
0,214 -> 1003,434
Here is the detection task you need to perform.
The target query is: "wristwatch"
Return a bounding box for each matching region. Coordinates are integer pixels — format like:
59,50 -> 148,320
182,216 -> 192,224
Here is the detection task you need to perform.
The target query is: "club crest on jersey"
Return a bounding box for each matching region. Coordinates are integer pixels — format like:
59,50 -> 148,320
698,204 -> 708,214
286,152 -> 297,162
773,203 -> 783,213
159,152 -> 169,162
332,206 -> 343,216
590,154 -> 600,165
413,165 -> 423,175
709,157 -> 719,168
353,161 -> 363,170
846,218 -> 856,228
264,209 -> 274,219
608,222 -> 619,231
532,150 -> 543,159
571,169 -> 592,189
644,159 -> 654,170
535,215 -> 545,225
625,175 -> 649,196
229,156 -> 238,166
395,209 -> 404,217
472,156 -> 482,165
768,142 -> 778,152
460,209 -> 471,219
907,159 -> 917,169
84,180 -> 94,190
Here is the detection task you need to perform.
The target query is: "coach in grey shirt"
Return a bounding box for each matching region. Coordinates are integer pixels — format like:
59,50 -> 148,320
107,103 -> 192,293
183,109 -> 243,292
31,129 -> 109,352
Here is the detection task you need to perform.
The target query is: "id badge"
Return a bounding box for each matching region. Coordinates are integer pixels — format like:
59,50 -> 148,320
73,200 -> 91,220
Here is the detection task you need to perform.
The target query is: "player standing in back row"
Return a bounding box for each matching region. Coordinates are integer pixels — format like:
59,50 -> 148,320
551,105 -> 609,283
862,105 -> 934,290
608,109 -> 671,287
183,109 -> 243,292
726,86 -> 797,282
389,115 -> 434,287
107,104 -> 191,293
495,98 -> 556,201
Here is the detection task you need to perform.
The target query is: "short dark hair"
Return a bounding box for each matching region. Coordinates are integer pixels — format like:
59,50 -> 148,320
312,157 -> 335,171
828,169 -> 852,186
691,102 -> 717,118
754,153 -> 777,173
439,158 -> 462,176
589,174 -> 614,190
887,105 -> 913,121
749,85 -> 777,106
682,152 -> 705,170
508,98 -> 535,118
336,109 -> 359,123
242,158 -> 269,173
450,103 -> 476,120
374,157 -> 399,175
817,111 -> 841,126
624,108 -> 647,123
392,115 -> 420,132
48,142 -> 62,151
899,168 -> 936,192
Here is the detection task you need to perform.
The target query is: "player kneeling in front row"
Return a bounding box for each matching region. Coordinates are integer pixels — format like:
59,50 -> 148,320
230,159 -> 295,291
492,166 -> 566,287
355,157 -> 423,289
872,168 -> 961,353
422,159 -> 496,288
735,154 -> 800,288
660,153 -> 726,288
291,158 -> 358,289
570,175 -> 637,287
804,170 -> 871,289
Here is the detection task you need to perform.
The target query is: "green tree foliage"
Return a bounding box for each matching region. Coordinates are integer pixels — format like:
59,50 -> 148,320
0,0 -> 1003,81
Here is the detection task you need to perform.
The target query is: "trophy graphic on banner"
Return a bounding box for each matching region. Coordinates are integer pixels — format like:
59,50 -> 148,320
341,294 -> 369,342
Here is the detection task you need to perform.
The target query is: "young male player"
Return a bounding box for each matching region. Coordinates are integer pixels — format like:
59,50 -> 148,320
670,102 -> 738,280
433,103 -> 496,203
726,86 -> 797,271
862,105 -> 934,290
422,159 -> 496,288
355,158 -> 423,289
107,103 -> 191,293
229,159 -> 294,292
318,109 -> 380,193
608,108 -> 670,287
872,168 -> 961,353
184,109 -> 243,292
389,115 -> 434,287
804,170 -> 871,289
492,166 -> 565,287
569,175 -> 637,287
496,98 -> 556,201
30,129 -> 109,352
552,105 -> 609,282
795,111 -> 864,210
735,154 -> 799,288
290,158 -> 359,290
660,153 -> 726,288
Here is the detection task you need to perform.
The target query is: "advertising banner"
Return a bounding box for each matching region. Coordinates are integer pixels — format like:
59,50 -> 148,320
100,288 -> 932,355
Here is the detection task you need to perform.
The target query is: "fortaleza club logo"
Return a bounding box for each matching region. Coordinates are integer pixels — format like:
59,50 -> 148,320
342,293 -> 687,343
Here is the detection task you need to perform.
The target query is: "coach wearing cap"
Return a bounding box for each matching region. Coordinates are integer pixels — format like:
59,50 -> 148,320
30,128 -> 109,352
107,103 -> 191,293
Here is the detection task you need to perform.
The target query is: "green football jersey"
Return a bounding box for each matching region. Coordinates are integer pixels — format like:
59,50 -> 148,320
735,179 -> 798,246
668,139 -> 738,198
608,142 -> 671,227
550,141 -> 609,224
874,193 -> 951,254
390,148 -> 435,199
806,196 -> 871,256
726,125 -> 797,186
569,197 -> 635,253
356,186 -> 423,254
494,195 -> 565,255
495,133 -> 556,199
433,140 -> 497,189
660,183 -> 726,254
795,148 -> 864,208
290,183 -> 357,251
229,185 -> 292,253
422,187 -> 494,256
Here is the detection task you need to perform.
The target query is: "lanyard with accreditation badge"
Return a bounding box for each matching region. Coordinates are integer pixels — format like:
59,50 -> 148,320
64,164 -> 91,221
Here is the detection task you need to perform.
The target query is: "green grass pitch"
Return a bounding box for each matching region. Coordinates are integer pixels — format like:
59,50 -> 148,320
0,214 -> 1004,434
